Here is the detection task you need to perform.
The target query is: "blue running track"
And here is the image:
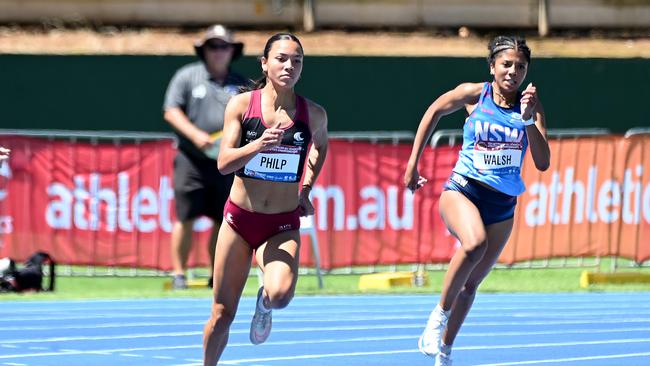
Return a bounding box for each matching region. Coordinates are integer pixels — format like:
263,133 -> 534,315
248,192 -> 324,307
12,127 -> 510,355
2,293 -> 650,366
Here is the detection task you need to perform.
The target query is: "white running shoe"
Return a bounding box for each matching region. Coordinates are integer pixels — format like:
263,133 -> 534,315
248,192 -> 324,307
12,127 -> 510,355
418,306 -> 449,357
435,352 -> 453,366
249,287 -> 272,345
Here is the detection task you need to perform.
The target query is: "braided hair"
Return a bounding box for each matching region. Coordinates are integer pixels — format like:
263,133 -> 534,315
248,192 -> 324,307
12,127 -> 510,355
487,36 -> 531,68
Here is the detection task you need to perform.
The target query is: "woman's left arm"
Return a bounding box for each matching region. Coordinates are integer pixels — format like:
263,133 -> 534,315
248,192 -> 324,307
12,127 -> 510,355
299,103 -> 329,216
521,84 -> 551,171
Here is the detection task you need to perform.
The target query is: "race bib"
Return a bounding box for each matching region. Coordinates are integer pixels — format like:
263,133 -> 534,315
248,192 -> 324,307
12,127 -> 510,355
473,141 -> 522,171
244,145 -> 301,182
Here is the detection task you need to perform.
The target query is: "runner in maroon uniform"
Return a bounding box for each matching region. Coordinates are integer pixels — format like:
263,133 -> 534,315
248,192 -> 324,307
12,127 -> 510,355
203,33 -> 329,366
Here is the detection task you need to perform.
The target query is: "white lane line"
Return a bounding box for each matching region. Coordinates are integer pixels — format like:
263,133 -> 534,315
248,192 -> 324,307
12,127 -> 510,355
474,351 -> 650,365
1,331 -> 203,345
3,293 -> 649,308
218,338 -> 650,365
0,334 -> 413,359
4,301 -> 650,319
3,336 -> 650,362
0,334 -> 418,359
6,308 -> 650,331
153,356 -> 175,360
171,349 -> 418,366
461,326 -> 650,337
4,326 -> 650,359
6,317 -> 650,345
119,353 -> 143,358
452,338 -> 650,351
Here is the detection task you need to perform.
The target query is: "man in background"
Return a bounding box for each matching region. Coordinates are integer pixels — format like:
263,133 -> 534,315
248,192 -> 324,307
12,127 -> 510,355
163,24 -> 248,289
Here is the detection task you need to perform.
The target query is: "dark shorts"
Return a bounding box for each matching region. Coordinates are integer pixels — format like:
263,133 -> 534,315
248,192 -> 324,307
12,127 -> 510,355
173,152 -> 233,221
223,198 -> 301,250
443,172 -> 517,226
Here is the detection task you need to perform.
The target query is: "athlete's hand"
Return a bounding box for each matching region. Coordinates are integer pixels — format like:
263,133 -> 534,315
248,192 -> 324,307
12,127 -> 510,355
257,121 -> 284,151
298,189 -> 314,216
404,166 -> 428,193
520,82 -> 537,120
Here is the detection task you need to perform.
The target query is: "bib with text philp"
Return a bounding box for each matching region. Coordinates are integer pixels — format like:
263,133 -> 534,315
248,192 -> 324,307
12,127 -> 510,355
244,145 -> 301,182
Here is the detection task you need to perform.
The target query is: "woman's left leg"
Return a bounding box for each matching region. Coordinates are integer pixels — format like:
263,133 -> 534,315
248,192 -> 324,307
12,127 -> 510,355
249,230 -> 301,344
257,229 -> 301,308
442,218 -> 514,348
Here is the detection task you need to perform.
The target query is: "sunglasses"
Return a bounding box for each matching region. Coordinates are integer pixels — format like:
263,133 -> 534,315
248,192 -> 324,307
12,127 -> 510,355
205,42 -> 232,50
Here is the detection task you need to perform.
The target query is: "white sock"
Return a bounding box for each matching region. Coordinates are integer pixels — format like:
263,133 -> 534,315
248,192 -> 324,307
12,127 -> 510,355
258,289 -> 271,313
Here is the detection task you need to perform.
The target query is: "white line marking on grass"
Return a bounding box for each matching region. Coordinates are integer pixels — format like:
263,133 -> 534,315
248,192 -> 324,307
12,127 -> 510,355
474,351 -> 650,365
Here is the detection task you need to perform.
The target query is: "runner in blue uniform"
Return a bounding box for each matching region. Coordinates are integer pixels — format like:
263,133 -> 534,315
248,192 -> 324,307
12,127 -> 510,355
404,35 -> 551,366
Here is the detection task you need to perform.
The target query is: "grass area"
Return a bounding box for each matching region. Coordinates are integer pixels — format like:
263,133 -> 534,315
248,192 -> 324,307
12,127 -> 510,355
2,265 -> 650,301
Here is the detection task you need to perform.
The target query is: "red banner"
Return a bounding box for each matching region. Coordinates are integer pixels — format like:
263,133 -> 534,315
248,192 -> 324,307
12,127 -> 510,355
303,140 -> 459,269
1,135 -> 648,270
0,137 -> 181,269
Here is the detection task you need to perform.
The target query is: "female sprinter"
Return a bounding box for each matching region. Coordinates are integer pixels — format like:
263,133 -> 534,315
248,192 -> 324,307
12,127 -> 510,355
203,33 -> 328,366
404,35 -> 550,366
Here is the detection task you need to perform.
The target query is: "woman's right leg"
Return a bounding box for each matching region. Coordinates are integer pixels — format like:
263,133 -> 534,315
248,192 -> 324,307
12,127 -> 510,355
203,223 -> 252,366
419,190 -> 486,357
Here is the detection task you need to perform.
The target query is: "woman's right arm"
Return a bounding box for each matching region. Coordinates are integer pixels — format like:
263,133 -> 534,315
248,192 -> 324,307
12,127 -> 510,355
217,93 -> 285,174
404,82 -> 483,192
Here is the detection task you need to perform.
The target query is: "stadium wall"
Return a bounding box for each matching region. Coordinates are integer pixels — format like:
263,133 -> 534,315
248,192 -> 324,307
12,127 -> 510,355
1,55 -> 648,134
0,0 -> 648,28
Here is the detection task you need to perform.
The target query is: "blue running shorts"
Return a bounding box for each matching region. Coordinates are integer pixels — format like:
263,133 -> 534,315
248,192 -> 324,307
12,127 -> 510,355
443,172 -> 517,226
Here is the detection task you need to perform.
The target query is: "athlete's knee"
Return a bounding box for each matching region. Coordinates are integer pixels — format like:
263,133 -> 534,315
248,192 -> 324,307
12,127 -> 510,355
207,302 -> 235,330
265,283 -> 295,309
460,235 -> 487,263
